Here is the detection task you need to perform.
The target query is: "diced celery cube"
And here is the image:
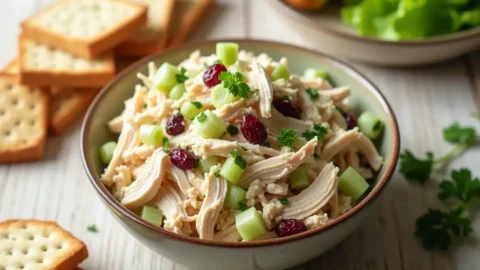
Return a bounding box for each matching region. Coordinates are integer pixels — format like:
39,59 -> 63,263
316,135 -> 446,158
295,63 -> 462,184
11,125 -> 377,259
139,124 -> 164,146
180,101 -> 204,119
199,156 -> 219,174
225,182 -> 247,209
220,154 -> 245,184
271,64 -> 291,81
99,141 -> 117,164
304,68 -> 328,80
154,63 -> 178,93
358,111 -> 383,139
141,206 -> 163,227
338,167 -> 369,200
289,165 -> 310,189
193,110 -> 227,139
168,84 -> 186,100
216,42 -> 239,66
235,207 -> 267,241
211,84 -> 238,109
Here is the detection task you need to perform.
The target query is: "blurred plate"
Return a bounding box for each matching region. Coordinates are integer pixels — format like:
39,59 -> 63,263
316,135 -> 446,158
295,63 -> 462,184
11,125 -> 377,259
267,0 -> 480,66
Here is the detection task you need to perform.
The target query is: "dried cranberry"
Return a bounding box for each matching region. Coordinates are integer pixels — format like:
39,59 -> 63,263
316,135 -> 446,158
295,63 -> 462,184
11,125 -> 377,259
275,219 -> 307,237
240,113 -> 267,145
203,63 -> 227,87
169,148 -> 196,170
166,113 -> 185,135
273,99 -> 301,119
343,113 -> 357,130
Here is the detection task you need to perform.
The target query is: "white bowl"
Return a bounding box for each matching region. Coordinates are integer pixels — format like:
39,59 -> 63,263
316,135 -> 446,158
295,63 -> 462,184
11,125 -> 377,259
267,0 -> 480,66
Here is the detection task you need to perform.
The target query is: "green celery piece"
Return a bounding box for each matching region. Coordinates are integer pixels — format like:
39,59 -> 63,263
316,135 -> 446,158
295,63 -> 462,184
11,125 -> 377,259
199,156 -> 219,174
235,207 -> 267,241
141,206 -> 163,227
225,183 -> 247,210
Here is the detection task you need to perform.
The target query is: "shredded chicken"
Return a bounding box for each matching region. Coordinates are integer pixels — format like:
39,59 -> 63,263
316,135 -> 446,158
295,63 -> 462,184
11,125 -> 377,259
196,166 -> 228,240
169,166 -> 192,197
261,108 -> 312,136
352,134 -> 384,171
251,59 -> 273,118
320,128 -> 360,161
121,150 -> 169,209
319,86 -> 350,102
213,224 -> 242,242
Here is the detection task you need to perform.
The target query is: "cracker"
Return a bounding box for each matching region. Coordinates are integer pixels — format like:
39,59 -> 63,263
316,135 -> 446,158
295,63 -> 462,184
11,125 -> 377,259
0,74 -> 48,163
21,0 -> 148,58
116,0 -> 176,56
0,220 -> 88,270
49,87 -> 99,135
18,37 -> 116,87
167,0 -> 215,47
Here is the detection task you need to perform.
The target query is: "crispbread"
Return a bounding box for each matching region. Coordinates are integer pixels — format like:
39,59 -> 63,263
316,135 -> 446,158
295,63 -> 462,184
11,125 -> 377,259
18,37 -> 116,87
49,87 -> 98,135
116,0 -> 176,56
21,0 -> 148,58
0,74 -> 48,163
168,0 -> 215,47
0,220 -> 88,270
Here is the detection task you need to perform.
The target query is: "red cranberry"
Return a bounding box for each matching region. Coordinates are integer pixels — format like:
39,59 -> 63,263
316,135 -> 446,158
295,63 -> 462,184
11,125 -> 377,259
275,219 -> 307,237
273,99 -> 301,119
203,64 -> 227,87
343,113 -> 357,130
240,113 -> 267,145
169,148 -> 196,170
166,113 -> 185,135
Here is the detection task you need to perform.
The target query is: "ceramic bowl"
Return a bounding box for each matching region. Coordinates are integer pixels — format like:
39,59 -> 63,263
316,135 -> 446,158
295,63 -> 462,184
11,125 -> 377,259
266,0 -> 480,66
81,40 -> 400,270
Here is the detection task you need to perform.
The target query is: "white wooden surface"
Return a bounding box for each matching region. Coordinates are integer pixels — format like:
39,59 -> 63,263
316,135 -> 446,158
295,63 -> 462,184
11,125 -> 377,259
1,0 -> 480,269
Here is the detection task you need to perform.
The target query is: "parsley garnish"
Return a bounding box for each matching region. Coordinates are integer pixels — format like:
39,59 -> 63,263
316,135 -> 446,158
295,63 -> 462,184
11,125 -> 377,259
87,225 -> 98,233
306,87 -> 319,100
283,95 -> 291,100
196,112 -> 207,123
218,71 -> 251,98
313,153 -> 319,159
438,168 -> 480,203
143,103 -> 147,109
227,125 -> 239,136
162,137 -> 169,147
176,67 -> 188,83
238,201 -> 248,211
262,141 -> 271,148
279,198 -> 289,205
399,151 -> 434,183
302,124 -> 327,141
214,170 -> 221,177
277,128 -> 297,148
190,101 -> 203,109
231,150 -> 246,169
443,123 -> 476,145
416,206 -> 472,250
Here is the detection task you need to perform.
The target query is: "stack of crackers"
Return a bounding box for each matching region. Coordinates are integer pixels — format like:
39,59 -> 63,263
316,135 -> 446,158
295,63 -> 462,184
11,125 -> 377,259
0,0 -> 215,163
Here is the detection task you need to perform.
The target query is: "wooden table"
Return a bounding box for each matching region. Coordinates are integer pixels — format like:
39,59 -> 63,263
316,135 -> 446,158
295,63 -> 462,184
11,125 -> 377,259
1,0 -> 479,269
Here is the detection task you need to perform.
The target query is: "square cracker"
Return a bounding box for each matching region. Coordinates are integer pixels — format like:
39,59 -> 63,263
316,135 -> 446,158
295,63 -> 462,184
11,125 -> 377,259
0,220 -> 88,270
49,87 -> 99,135
18,37 -> 116,87
167,0 -> 215,47
0,74 -> 48,163
116,0 -> 176,56
21,0 -> 148,58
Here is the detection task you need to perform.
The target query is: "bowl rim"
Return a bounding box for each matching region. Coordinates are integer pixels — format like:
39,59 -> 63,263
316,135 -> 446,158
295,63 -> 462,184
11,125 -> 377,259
81,39 -> 400,248
267,0 -> 480,46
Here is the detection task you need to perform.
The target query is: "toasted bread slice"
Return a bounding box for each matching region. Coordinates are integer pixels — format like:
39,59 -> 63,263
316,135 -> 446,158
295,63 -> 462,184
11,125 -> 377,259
49,87 -> 98,135
0,220 -> 88,270
21,0 -> 148,58
116,0 -> 176,56
168,0 -> 215,47
0,74 -> 48,163
18,37 -> 116,87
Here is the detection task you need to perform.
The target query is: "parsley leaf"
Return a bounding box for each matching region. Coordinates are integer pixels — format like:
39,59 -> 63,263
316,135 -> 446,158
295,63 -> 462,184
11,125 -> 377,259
190,101 -> 203,109
399,150 -> 434,183
238,201 -> 248,211
306,87 -> 319,100
443,123 -> 476,145
438,168 -> 480,203
214,170 -> 221,177
415,206 -> 472,250
262,141 -> 271,148
302,124 -> 327,141
219,71 -> 251,98
231,150 -> 246,169
176,67 -> 188,83
87,225 -> 98,233
279,198 -> 289,205
227,125 -> 239,136
162,137 -> 169,147
196,112 -> 207,123
277,128 -> 297,148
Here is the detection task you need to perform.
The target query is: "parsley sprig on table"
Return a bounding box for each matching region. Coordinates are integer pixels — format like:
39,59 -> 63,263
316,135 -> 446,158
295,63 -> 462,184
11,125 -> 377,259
219,71 -> 251,98
399,119 -> 480,250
